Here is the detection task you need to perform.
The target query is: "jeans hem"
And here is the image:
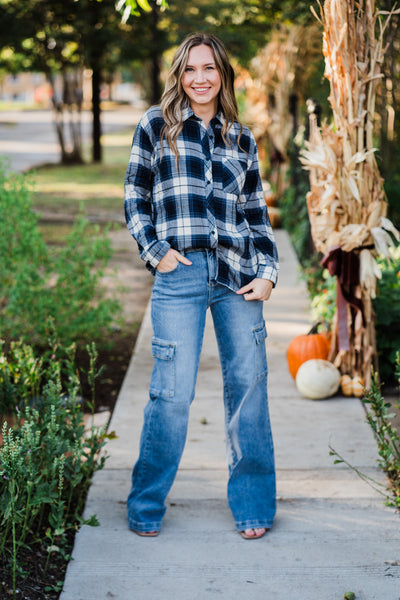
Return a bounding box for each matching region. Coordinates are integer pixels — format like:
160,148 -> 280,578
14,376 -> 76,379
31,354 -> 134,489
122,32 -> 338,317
128,517 -> 162,532
235,518 -> 274,531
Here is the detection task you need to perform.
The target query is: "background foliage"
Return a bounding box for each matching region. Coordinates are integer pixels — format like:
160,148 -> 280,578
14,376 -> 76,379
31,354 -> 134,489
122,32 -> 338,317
0,166 -> 121,347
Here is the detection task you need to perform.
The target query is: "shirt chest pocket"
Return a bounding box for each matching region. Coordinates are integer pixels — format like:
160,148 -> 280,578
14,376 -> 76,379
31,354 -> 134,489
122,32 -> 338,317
222,157 -> 248,195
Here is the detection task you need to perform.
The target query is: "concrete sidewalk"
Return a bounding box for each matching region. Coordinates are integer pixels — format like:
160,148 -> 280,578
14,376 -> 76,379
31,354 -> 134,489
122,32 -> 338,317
60,229 -> 399,600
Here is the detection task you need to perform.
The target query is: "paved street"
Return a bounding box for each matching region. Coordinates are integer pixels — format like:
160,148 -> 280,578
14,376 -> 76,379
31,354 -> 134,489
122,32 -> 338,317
0,105 -> 144,172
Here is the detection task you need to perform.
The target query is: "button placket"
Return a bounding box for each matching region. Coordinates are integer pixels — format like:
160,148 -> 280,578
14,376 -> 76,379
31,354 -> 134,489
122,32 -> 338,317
202,127 -> 218,248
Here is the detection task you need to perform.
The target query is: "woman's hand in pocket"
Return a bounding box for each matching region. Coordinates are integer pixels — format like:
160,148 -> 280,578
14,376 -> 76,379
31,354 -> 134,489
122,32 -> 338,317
156,249 -> 192,273
236,278 -> 273,301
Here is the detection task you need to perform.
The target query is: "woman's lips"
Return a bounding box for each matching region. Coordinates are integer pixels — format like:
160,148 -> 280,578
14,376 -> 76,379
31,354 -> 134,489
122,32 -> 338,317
192,87 -> 211,94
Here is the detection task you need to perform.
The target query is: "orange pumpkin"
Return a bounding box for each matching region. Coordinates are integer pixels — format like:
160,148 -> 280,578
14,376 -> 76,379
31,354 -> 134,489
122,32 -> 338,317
267,207 -> 281,228
287,333 -> 330,379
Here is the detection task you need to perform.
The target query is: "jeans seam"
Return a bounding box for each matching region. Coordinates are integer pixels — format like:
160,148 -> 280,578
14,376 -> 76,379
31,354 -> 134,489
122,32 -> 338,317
133,400 -> 155,493
224,384 -> 236,471
217,337 -> 238,471
254,368 -> 268,383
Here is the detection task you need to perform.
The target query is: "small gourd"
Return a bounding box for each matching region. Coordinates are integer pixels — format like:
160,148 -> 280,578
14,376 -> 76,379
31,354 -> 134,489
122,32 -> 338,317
352,376 -> 364,398
340,374 -> 353,396
287,332 -> 330,379
296,359 -> 341,400
340,374 -> 364,397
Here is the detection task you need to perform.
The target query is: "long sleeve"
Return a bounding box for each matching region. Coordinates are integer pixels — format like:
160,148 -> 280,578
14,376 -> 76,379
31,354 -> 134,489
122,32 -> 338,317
124,119 -> 170,269
241,142 -> 279,285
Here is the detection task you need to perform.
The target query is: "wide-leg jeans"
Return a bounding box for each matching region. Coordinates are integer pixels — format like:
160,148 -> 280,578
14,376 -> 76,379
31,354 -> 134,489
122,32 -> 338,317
127,250 -> 276,533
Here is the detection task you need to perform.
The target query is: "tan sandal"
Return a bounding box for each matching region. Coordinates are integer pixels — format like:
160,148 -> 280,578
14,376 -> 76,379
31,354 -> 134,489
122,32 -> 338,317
239,528 -> 268,540
132,529 -> 159,537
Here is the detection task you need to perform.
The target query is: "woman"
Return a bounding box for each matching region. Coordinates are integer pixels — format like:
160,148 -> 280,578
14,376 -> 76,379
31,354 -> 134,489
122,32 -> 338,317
124,32 -> 279,540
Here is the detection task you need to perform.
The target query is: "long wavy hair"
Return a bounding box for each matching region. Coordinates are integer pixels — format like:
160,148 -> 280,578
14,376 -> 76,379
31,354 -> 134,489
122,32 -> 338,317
160,33 -> 242,159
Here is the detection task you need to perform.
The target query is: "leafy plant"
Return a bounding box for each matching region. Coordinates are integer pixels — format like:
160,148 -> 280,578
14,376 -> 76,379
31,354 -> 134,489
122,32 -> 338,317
329,356 -> 400,510
0,165 -> 121,347
0,341 -> 114,598
309,268 -> 336,330
0,321 -> 80,417
373,246 -> 400,384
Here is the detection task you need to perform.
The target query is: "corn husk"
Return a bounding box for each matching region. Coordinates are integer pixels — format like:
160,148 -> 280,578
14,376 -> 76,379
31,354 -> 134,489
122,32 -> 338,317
241,25 -> 321,196
300,0 -> 400,388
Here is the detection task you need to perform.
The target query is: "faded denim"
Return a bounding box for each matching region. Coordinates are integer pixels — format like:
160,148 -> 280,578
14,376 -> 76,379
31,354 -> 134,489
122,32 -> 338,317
127,250 -> 276,533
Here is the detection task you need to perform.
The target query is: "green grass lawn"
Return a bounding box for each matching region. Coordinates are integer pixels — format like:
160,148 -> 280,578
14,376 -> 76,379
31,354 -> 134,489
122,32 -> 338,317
30,130 -> 133,216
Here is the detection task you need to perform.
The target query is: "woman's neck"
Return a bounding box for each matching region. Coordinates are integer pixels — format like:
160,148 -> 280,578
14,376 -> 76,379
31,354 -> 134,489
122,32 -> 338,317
190,102 -> 217,130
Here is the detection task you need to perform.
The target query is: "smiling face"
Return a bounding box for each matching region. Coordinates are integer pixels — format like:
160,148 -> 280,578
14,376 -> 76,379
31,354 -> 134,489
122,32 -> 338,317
181,44 -> 222,117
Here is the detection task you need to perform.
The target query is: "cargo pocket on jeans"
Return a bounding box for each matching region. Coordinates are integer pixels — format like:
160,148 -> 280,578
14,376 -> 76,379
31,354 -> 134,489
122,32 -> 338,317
149,337 -> 176,400
252,321 -> 268,379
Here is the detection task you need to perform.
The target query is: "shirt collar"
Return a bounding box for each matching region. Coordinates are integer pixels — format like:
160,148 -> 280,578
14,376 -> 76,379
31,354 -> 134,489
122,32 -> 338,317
182,103 -> 225,127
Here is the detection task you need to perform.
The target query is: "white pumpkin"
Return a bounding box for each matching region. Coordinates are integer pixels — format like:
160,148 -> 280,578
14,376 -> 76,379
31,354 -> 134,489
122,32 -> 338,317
295,359 -> 341,400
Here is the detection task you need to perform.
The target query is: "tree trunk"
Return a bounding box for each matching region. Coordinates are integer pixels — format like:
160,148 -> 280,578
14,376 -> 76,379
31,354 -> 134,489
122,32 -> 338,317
149,6 -> 161,105
46,71 -> 84,165
92,66 -> 102,163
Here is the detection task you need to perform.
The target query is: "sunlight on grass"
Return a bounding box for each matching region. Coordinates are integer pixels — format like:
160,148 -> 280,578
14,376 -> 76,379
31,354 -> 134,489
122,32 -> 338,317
30,130 -> 133,213
35,181 -> 123,197
103,132 -> 133,146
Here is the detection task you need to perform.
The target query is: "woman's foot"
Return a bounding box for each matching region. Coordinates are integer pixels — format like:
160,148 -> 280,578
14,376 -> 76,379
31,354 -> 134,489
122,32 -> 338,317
132,529 -> 159,537
239,527 -> 268,540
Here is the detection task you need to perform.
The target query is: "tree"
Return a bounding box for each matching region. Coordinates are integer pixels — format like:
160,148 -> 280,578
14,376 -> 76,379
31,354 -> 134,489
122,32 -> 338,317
0,0 -> 86,163
117,0 -> 320,108
76,0 -> 126,162
374,1 -> 400,227
152,0 -> 318,65
0,0 -> 165,163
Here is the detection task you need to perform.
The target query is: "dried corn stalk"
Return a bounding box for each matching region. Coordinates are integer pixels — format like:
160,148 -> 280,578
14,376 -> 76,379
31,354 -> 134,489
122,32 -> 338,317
300,0 -> 400,389
243,25 -> 321,195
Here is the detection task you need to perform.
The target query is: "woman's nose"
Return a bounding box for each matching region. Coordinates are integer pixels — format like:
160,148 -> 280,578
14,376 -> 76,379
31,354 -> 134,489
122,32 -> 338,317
194,69 -> 206,83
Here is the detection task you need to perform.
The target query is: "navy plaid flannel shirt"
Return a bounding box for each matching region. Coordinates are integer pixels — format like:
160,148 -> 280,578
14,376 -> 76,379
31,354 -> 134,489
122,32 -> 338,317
124,105 -> 279,291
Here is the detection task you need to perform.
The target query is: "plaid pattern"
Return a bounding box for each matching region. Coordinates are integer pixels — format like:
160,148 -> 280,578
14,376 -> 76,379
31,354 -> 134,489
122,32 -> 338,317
124,105 -> 279,290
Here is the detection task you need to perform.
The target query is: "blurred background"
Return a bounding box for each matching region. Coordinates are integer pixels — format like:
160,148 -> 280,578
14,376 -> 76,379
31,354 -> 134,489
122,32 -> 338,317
1,4 -> 400,596
1,0 -> 400,386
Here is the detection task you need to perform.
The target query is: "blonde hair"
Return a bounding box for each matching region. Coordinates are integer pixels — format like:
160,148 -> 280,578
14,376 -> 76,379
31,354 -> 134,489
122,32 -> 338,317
160,33 -> 242,159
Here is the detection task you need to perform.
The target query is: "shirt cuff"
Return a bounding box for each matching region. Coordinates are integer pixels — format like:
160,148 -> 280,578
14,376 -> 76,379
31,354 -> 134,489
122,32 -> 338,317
256,263 -> 279,287
142,240 -> 171,268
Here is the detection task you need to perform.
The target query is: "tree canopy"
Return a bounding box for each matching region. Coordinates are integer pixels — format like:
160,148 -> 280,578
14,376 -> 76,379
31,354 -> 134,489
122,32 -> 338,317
0,0 -> 398,172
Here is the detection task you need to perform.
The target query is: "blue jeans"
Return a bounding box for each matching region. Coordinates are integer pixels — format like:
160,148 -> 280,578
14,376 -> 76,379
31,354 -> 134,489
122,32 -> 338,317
127,250 -> 276,532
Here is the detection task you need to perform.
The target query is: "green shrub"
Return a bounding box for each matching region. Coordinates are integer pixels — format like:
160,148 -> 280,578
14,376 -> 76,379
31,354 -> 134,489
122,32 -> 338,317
330,355 -> 400,510
385,172 -> 400,231
0,341 -> 114,597
0,166 -> 121,346
373,246 -> 400,383
362,363 -> 400,508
